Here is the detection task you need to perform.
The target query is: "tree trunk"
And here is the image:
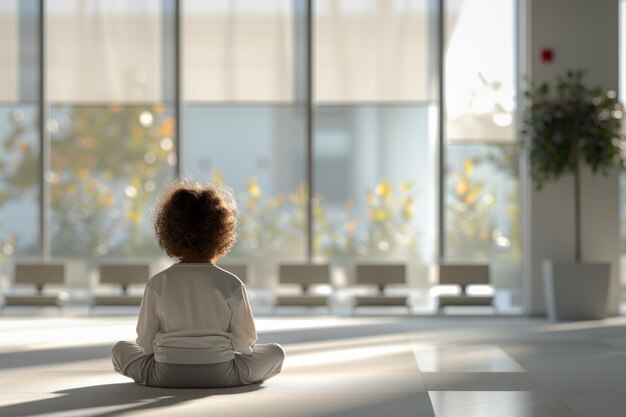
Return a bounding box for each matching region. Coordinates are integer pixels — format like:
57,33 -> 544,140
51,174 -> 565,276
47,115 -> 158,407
574,159 -> 581,262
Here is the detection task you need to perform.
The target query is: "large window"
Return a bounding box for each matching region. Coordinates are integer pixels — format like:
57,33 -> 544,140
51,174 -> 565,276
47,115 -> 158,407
47,0 -> 175,258
614,0 -> 626,309
313,0 -> 437,296
0,0 -> 522,309
0,0 -> 40,289
183,1 -> 307,286
444,144 -> 521,307
444,0 -> 521,308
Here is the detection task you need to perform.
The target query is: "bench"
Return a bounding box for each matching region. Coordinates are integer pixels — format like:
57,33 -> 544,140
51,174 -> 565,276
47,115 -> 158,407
437,264 -> 493,312
275,264 -> 331,310
353,264 -> 409,311
3,262 -> 65,309
92,263 -> 150,307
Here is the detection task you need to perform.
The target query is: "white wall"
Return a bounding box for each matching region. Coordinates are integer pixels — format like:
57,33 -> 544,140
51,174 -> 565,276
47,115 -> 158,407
524,0 -> 620,316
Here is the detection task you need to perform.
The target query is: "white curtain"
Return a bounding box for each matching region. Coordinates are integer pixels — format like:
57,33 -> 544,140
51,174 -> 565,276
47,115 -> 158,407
315,0 -> 432,102
184,0 -> 433,103
0,0 -> 19,102
48,0 -> 164,102
184,0 -> 294,102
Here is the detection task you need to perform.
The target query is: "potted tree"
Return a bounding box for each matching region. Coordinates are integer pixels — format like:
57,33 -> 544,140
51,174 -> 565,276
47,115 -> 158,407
522,70 -> 624,320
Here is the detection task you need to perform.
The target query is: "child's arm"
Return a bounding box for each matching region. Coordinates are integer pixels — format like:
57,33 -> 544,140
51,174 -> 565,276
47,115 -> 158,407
135,285 -> 161,355
227,284 -> 257,354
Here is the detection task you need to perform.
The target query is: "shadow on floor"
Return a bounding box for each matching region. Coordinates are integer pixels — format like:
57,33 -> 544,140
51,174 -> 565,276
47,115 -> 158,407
315,394 -> 435,417
0,382 -> 263,417
0,344 -> 113,370
0,320 -> 455,370
1,317 -> 617,372
256,316 -> 538,346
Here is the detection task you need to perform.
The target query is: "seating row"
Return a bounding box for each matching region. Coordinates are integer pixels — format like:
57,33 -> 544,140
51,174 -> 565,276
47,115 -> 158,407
2,263 -> 151,309
1,262 -> 493,312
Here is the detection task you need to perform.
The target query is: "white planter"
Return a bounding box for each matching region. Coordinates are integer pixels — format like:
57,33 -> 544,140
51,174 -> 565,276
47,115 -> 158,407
542,260 -> 610,321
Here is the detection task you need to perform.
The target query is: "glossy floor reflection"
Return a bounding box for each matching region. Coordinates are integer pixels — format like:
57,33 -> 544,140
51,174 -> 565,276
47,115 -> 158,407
0,315 -> 625,416
412,344 -> 524,372
429,391 -> 576,417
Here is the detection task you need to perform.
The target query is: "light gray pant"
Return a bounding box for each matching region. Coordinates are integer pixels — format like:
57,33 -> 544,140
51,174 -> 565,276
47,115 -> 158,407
111,341 -> 285,388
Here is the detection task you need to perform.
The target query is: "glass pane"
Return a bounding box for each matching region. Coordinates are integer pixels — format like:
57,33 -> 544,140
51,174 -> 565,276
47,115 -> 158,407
621,170 -> 626,292
313,105 -> 438,301
618,0 -> 626,301
445,0 -> 516,142
0,0 -> 38,103
48,0 -> 168,102
0,0 -> 20,102
183,106 -> 307,286
0,0 -> 39,287
183,0 -> 298,102
49,105 -> 175,257
315,0 -> 435,102
444,143 -> 522,309
47,1 -> 175,262
0,106 -> 39,257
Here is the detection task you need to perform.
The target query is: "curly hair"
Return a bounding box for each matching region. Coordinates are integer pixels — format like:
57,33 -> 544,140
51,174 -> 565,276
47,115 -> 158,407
153,179 -> 238,262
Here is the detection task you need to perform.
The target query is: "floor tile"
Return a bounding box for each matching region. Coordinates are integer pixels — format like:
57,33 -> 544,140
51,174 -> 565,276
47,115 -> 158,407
511,356 -> 626,373
570,325 -> 626,339
558,394 -> 626,417
1,316 -> 626,416
0,393 -> 435,417
0,371 -> 133,394
533,372 -> 626,394
283,348 -> 419,374
501,341 -> 626,373
1,370 -> 427,396
130,393 -> 436,417
597,337 -> 626,349
0,393 -> 176,417
261,372 -> 426,394
503,341 -> 622,358
0,344 -> 113,372
422,372 -> 546,392
429,391 -> 577,417
413,345 -> 524,372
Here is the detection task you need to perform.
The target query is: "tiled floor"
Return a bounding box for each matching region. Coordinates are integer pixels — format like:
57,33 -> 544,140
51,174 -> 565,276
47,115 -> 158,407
0,314 -> 625,416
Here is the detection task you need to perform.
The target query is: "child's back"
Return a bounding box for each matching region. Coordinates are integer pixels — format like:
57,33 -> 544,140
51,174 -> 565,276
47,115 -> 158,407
111,180 -> 284,388
140,263 -> 255,365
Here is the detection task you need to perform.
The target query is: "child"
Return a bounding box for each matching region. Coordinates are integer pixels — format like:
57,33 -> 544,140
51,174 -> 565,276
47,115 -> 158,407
111,180 -> 284,388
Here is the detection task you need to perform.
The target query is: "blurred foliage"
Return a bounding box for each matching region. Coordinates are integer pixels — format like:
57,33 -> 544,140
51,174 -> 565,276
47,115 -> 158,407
362,180 -> 420,257
522,70 -> 625,189
211,170 -> 423,260
474,144 -> 522,261
1,104 -> 174,258
1,106 -> 522,266
313,179 -> 421,260
621,172 -> 626,254
1,104 -> 425,261
445,147 -> 522,263
446,158 -> 496,260
48,105 -> 174,256
0,108 -> 39,258
522,70 -> 625,260
476,142 -> 520,179
233,173 -> 307,256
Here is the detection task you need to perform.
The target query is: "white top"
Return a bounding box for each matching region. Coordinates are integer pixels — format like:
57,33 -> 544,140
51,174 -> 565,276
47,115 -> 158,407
135,263 -> 257,364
